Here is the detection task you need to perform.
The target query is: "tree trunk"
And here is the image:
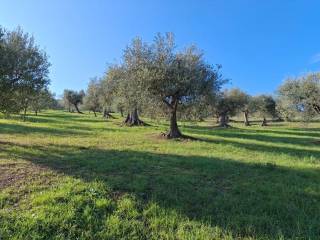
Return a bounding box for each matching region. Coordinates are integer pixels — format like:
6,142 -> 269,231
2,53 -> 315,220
166,105 -> 182,138
124,108 -> 144,126
103,109 -> 115,119
215,113 -> 220,123
35,109 -> 38,116
93,110 -> 97,117
124,113 -> 130,123
218,113 -> 229,127
243,111 -> 250,126
261,117 -> 268,126
120,108 -> 124,117
23,107 -> 27,122
74,104 -> 83,114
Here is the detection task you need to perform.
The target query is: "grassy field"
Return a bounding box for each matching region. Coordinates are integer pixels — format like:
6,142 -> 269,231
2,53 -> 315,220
0,111 -> 320,239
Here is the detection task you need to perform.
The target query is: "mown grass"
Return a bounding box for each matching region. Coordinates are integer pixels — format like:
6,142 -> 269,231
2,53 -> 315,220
0,111 -> 320,239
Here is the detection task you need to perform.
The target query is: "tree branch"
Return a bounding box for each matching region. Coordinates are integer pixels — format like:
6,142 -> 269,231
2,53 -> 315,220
162,98 -> 173,109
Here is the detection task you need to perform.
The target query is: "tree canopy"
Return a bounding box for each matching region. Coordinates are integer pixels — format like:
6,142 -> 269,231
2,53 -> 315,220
84,78 -> 101,116
213,88 -> 249,127
63,89 -> 85,114
0,26 -> 50,118
106,33 -> 225,137
278,73 -> 320,122
250,95 -> 277,126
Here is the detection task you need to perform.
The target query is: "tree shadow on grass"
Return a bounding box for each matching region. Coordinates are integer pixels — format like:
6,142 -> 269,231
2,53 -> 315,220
0,111 -> 107,125
183,123 -> 320,136
283,127 -> 320,137
202,137 -> 320,160
1,141 -> 320,239
38,114 -> 106,124
183,125 -> 320,148
0,122 -> 91,136
0,122 -> 131,137
244,128 -> 320,138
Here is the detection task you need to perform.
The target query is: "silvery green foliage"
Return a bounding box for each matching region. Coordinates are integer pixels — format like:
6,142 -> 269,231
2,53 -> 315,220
63,89 -> 85,113
214,88 -> 250,117
84,77 -> 102,113
108,33 -> 225,116
250,95 -> 277,119
99,67 -> 122,112
145,33 -> 224,112
30,89 -> 56,114
0,26 -> 50,115
96,39 -> 151,118
105,33 -> 225,136
278,73 -> 320,121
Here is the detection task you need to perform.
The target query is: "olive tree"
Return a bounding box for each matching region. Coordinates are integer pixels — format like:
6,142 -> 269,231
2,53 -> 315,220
84,77 -> 101,117
99,68 -> 119,119
107,39 -> 151,125
251,95 -> 277,126
63,90 -> 72,112
30,89 -> 56,115
64,89 -> 85,114
278,73 -> 320,122
145,33 -> 224,137
106,33 -> 224,134
230,89 -> 251,126
276,97 -> 297,121
0,26 -> 50,119
213,88 -> 249,127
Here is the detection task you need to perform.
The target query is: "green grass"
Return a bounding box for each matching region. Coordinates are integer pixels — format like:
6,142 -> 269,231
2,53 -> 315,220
0,111 -> 320,239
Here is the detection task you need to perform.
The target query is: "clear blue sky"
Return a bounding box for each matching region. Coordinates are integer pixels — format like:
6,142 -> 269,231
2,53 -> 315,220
1,0 -> 320,97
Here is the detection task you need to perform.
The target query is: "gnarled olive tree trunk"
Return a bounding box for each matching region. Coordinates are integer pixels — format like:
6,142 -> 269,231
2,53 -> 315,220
167,106 -> 182,138
124,108 -> 144,125
23,106 -> 28,122
119,108 -> 124,117
103,108 -> 114,119
218,112 -> 229,127
73,104 -> 83,114
243,110 -> 250,126
162,97 -> 182,139
261,117 -> 268,126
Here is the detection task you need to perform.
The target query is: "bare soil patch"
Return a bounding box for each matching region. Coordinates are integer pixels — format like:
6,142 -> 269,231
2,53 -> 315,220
0,162 -> 52,190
